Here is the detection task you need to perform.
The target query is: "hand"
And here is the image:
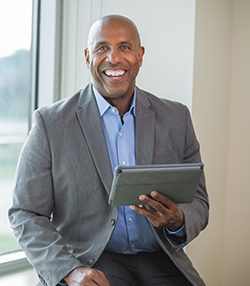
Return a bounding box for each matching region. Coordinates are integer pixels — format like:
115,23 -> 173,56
130,191 -> 184,230
64,267 -> 110,286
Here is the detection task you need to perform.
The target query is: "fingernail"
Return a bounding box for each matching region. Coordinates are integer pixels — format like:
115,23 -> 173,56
139,195 -> 146,201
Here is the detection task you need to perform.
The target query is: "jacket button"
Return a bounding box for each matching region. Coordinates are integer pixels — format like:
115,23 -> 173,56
87,258 -> 95,265
111,219 -> 116,226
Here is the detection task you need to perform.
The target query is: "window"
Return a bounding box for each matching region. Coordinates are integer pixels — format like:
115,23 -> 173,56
0,0 -> 33,255
0,0 -> 62,275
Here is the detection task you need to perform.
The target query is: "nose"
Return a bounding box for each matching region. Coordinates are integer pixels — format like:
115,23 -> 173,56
106,48 -> 121,64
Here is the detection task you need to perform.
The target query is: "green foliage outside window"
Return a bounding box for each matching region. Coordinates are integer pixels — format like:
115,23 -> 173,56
0,49 -> 31,254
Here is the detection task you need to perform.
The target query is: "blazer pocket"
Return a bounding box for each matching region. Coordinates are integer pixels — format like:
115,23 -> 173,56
152,149 -> 178,164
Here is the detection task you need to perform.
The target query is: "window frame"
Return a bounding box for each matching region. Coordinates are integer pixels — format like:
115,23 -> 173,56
0,0 -> 62,275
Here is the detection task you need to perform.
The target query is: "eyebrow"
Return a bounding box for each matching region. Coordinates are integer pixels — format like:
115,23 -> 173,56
119,41 -> 133,46
95,41 -> 109,46
87,41 -> 107,49
94,40 -> 133,47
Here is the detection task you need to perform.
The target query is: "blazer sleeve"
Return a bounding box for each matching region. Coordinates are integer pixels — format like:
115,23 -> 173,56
164,106 -> 209,249
8,110 -> 83,286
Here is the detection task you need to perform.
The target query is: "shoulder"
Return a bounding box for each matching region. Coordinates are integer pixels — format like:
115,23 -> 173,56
136,86 -> 190,119
38,90 -> 82,118
35,84 -> 93,121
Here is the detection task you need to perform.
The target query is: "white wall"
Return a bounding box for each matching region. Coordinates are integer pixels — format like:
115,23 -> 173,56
60,0 -> 196,109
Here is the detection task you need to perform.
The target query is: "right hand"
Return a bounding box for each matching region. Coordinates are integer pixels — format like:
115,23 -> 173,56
64,267 -> 111,286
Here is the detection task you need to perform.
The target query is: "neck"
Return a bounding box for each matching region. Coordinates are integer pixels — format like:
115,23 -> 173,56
105,96 -> 133,117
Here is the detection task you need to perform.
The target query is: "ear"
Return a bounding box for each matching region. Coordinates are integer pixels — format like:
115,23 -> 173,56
84,48 -> 90,69
138,46 -> 145,67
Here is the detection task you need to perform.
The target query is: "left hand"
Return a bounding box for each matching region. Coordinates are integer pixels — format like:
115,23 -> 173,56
130,191 -> 184,231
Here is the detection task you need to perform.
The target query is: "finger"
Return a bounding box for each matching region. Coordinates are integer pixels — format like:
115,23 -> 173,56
138,194 -> 170,214
93,272 -> 111,286
129,204 -> 147,213
89,270 -> 110,286
131,194 -> 183,229
150,191 -> 176,209
130,204 -> 160,221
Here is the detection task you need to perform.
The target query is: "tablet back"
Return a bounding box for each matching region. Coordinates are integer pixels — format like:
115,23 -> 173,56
108,163 -> 203,206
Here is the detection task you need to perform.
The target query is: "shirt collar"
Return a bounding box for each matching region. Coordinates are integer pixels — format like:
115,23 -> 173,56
92,85 -> 136,117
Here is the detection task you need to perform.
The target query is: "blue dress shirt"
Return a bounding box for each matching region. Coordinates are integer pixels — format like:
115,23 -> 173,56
93,86 -> 185,254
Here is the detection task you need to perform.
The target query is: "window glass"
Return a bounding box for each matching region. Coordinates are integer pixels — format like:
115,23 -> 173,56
0,0 -> 33,254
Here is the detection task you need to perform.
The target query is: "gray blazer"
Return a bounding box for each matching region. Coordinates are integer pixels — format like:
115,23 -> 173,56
9,84 -> 209,286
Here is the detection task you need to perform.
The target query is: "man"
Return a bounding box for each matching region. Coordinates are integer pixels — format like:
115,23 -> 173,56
9,15 -> 209,286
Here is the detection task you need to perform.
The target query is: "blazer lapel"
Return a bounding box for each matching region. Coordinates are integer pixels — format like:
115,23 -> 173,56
135,87 -> 155,165
75,85 -> 155,193
76,84 -> 113,194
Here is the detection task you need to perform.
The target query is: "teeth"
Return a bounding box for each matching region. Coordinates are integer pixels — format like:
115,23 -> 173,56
105,70 -> 125,77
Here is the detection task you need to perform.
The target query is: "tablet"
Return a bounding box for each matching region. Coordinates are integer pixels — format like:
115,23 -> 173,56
108,163 -> 203,206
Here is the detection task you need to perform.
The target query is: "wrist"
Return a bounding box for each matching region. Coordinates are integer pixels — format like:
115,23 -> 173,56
167,209 -> 184,230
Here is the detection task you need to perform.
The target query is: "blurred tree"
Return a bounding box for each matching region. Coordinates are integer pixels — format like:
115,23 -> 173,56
0,49 -> 31,119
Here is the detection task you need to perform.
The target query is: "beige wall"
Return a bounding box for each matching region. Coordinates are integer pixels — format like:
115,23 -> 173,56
223,1 -> 250,284
189,1 -> 250,285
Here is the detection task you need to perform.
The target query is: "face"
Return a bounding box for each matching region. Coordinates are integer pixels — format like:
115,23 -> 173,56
85,18 -> 145,103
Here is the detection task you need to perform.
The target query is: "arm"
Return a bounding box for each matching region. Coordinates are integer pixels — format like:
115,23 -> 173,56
8,110 -> 83,285
131,105 -> 209,249
179,106 -> 209,245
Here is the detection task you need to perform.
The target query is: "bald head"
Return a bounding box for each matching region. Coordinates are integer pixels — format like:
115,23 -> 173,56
87,15 -> 141,48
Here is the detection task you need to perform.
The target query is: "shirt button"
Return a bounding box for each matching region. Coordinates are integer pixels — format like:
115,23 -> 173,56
111,108 -> 116,113
132,244 -> 135,248
128,217 -> 132,222
119,132 -> 122,137
122,161 -> 126,165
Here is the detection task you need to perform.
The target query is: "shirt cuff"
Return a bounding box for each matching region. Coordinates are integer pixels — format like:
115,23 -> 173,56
165,223 -> 186,238
58,280 -> 67,285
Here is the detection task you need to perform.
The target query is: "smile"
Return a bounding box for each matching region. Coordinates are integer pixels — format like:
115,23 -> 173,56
104,69 -> 126,77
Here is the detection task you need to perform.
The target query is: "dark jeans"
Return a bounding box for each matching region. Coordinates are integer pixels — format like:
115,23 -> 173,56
94,250 -> 192,286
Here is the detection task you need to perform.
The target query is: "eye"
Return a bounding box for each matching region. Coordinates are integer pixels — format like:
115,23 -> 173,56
97,46 -> 108,52
120,45 -> 131,50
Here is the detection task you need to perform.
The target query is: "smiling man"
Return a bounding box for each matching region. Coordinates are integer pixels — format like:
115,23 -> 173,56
9,15 -> 209,286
